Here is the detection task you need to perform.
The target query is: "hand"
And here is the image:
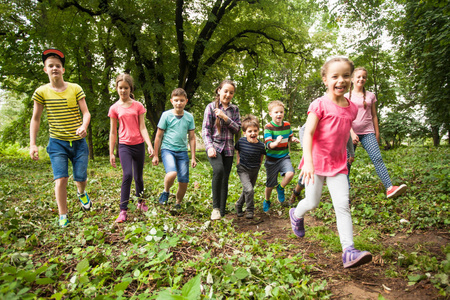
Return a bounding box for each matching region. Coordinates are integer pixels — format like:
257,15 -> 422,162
347,157 -> 354,165
148,146 -> 154,158
30,145 -> 39,161
352,134 -> 359,145
76,126 -> 87,138
213,108 -> 227,121
110,154 -> 116,168
299,161 -> 315,186
152,156 -> 159,166
291,137 -> 300,144
191,158 -> 197,168
207,147 -> 217,158
376,133 -> 380,144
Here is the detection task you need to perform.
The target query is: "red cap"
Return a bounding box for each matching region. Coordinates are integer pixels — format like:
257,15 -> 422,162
42,48 -> 65,66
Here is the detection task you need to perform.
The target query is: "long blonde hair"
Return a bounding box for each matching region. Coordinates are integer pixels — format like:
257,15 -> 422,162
214,80 -> 236,133
349,67 -> 368,109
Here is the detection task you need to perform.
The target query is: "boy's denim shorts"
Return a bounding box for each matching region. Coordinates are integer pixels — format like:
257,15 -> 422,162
46,137 -> 89,182
161,149 -> 189,183
264,155 -> 294,187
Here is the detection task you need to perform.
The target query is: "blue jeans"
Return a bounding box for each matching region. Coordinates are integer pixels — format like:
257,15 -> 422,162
161,149 -> 190,183
46,137 -> 89,181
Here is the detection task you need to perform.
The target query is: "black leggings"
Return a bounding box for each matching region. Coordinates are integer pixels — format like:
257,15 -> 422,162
208,151 -> 234,216
118,143 -> 145,210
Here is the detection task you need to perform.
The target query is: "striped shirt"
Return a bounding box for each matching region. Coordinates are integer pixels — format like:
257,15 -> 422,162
202,102 -> 241,156
32,83 -> 86,141
235,137 -> 266,169
264,121 -> 293,159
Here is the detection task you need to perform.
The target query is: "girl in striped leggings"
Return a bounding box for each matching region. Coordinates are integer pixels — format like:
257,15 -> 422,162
346,67 -> 406,198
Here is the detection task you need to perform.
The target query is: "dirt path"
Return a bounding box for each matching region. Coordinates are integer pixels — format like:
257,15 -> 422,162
228,210 -> 448,300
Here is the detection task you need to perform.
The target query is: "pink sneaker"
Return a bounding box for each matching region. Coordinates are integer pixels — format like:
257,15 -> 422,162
386,184 -> 407,198
115,210 -> 127,223
137,201 -> 148,212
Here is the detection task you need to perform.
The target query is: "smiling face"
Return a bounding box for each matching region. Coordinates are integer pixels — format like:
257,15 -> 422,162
44,57 -> 65,81
269,105 -> 285,126
244,125 -> 259,143
116,80 -> 131,101
170,95 -> 188,112
352,69 -> 368,89
322,61 -> 352,99
218,83 -> 235,107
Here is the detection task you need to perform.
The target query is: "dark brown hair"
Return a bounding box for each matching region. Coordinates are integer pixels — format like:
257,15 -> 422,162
214,80 -> 236,133
241,114 -> 259,132
115,73 -> 135,99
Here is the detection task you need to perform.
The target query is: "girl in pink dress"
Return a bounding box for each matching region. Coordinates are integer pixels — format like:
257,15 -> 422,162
289,57 -> 372,268
346,67 -> 407,198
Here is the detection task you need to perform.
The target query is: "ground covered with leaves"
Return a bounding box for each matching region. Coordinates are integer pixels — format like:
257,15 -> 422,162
0,144 -> 448,299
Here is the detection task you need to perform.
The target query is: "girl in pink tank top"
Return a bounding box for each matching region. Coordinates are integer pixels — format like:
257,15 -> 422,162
346,67 -> 407,199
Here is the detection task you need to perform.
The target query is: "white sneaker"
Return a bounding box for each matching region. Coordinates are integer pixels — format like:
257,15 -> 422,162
211,208 -> 221,220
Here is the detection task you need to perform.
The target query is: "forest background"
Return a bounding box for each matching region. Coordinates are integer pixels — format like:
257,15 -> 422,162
0,0 -> 449,153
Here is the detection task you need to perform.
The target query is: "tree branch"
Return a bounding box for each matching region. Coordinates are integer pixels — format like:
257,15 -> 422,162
176,0 -> 189,87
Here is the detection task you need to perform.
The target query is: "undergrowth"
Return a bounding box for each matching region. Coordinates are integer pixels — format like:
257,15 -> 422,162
0,145 -> 448,298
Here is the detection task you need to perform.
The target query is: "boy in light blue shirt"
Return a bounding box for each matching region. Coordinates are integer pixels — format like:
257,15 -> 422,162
152,88 -> 197,210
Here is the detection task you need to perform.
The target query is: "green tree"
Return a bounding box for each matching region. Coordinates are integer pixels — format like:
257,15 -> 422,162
0,0 -> 319,157
393,0 -> 450,146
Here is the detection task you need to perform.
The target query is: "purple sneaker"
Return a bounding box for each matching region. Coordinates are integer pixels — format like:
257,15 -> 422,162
342,246 -> 372,268
289,208 -> 305,237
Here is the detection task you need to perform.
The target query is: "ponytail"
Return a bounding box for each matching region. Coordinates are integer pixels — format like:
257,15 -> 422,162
213,80 -> 236,134
214,91 -> 221,133
362,87 -> 367,109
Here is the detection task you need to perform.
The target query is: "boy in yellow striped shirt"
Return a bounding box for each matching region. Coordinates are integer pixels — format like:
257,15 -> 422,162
29,49 -> 92,228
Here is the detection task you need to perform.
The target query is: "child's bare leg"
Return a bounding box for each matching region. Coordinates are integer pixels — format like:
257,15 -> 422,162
164,171 -> 177,192
176,182 -> 188,204
75,180 -> 87,194
281,171 -> 294,187
55,177 -> 68,215
265,186 -> 274,201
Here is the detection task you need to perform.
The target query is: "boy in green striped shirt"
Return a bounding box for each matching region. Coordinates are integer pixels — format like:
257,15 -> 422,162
263,101 -> 300,212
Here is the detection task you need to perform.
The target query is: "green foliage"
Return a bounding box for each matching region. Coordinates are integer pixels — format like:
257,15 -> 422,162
393,0 -> 450,145
0,145 -> 448,297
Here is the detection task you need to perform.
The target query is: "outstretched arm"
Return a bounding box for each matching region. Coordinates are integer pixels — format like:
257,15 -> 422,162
30,101 -> 44,160
299,113 -> 319,185
76,98 -> 91,138
371,103 -> 380,143
139,114 -> 154,157
109,118 -> 118,167
189,130 -> 197,168
152,128 -> 164,166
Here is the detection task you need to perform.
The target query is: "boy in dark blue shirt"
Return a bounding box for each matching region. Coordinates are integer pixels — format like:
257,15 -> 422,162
235,115 -> 266,219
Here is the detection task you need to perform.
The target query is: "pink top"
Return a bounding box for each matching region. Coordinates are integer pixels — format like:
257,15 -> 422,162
299,95 -> 357,176
108,100 -> 146,145
345,91 -> 377,135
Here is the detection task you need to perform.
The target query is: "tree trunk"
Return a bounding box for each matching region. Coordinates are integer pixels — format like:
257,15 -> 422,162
431,125 -> 440,147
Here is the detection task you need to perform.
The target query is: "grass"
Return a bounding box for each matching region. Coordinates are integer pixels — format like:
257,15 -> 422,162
0,144 -> 448,298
